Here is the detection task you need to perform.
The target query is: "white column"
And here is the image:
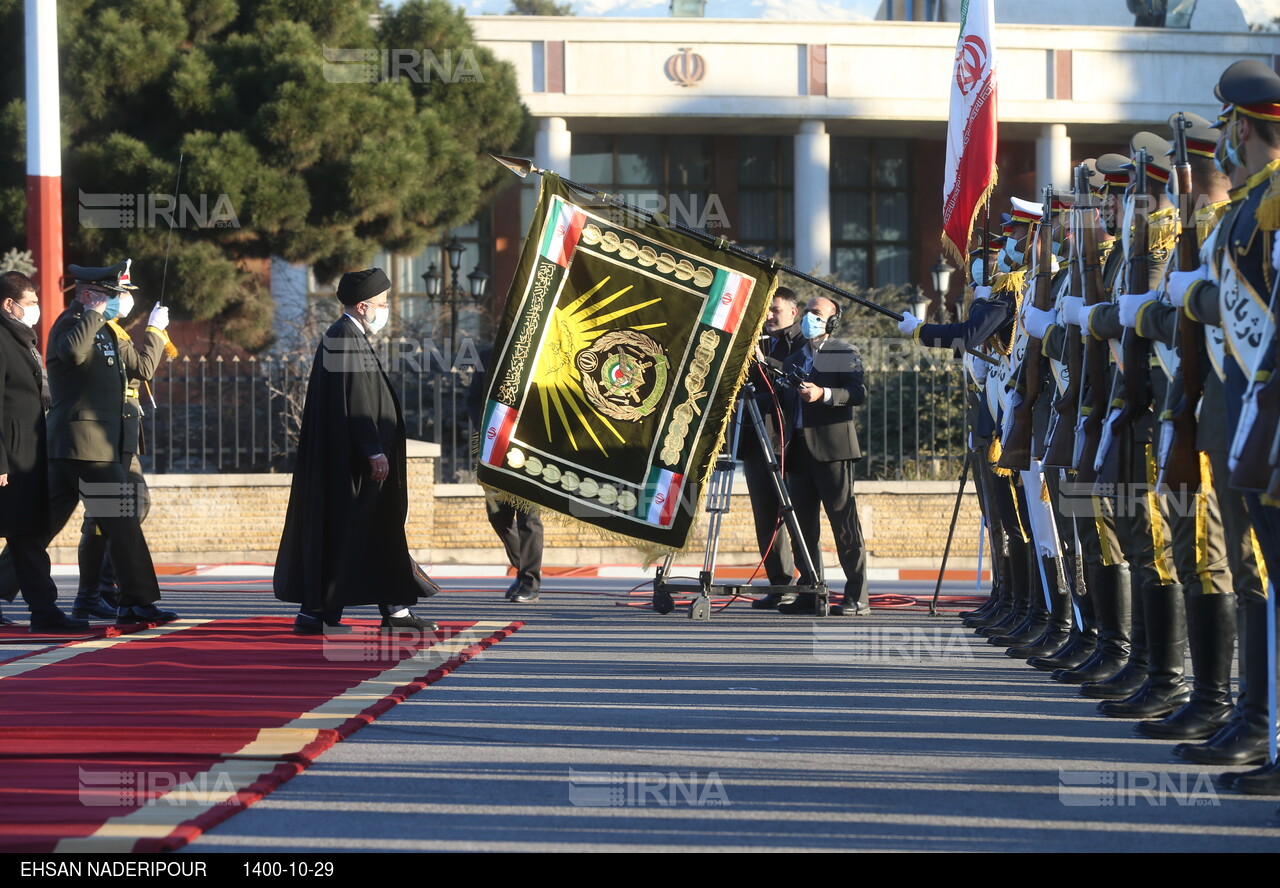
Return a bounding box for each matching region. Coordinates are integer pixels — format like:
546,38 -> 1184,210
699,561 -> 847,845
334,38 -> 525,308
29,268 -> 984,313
794,120 -> 830,276
528,117 -> 572,233
1035,124 -> 1072,194
534,117 -> 571,180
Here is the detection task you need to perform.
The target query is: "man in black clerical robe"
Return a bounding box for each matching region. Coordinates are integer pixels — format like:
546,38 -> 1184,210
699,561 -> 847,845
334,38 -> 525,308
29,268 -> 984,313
274,268 -> 440,635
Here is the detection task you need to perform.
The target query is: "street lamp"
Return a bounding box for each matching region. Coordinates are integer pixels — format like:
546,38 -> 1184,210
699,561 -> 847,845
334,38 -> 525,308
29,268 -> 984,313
906,284 -> 929,322
930,255 -> 955,297
422,237 -> 487,351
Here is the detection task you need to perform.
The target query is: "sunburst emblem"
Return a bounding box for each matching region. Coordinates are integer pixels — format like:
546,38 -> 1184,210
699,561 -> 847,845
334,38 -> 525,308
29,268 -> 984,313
531,275 -> 667,455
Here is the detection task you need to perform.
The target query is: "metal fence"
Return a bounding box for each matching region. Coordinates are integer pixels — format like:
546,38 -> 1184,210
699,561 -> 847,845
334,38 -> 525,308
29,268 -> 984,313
136,342 -> 970,482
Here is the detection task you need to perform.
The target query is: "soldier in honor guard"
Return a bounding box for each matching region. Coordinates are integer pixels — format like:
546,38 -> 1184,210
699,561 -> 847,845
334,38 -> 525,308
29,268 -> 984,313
1176,59 -> 1280,788
1110,113 -> 1251,741
900,235 -> 1018,631
0,263 -> 177,624
69,261 -> 173,619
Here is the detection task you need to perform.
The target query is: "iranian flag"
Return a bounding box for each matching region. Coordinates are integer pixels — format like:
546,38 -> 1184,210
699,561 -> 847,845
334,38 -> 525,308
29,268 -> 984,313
539,198 -> 587,267
701,268 -> 753,334
941,0 -> 998,264
645,467 -> 685,527
480,400 -> 518,467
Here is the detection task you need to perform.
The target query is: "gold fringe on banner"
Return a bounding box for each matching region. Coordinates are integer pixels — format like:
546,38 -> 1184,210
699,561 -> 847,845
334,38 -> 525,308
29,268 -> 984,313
1041,479 -> 1052,503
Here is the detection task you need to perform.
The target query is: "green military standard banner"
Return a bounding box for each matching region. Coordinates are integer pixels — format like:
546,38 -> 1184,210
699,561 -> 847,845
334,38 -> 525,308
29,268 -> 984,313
476,174 -> 778,554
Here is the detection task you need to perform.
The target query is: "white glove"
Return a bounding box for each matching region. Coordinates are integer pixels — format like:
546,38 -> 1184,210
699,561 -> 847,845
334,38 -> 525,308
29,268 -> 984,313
1022,305 -> 1056,339
1272,233 -> 1280,273
1060,295 -> 1084,327
973,285 -> 993,302
972,358 -> 991,383
898,313 -> 923,336
147,304 -> 170,331
1119,290 -> 1156,329
1166,267 -> 1210,307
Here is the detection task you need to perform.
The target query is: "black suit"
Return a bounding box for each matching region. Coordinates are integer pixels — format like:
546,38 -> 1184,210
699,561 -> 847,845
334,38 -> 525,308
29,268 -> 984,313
780,338 -> 869,609
0,314 -> 60,617
737,323 -> 803,585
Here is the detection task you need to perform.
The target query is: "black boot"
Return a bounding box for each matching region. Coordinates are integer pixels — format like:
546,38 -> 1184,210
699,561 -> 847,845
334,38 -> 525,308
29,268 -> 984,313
1009,556 -> 1073,659
71,531 -> 116,620
1099,583 -> 1190,717
977,544 -> 1029,635
963,549 -> 1011,623
1176,596 -> 1275,766
1029,627 -> 1097,670
1081,572 -> 1146,699
990,549 -> 1050,647
1055,563 -> 1130,684
1222,758 -> 1280,795
1136,591 -> 1236,740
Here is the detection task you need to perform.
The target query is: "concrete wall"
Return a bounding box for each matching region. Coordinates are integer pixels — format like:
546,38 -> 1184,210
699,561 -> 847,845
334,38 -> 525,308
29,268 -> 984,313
49,440 -> 986,570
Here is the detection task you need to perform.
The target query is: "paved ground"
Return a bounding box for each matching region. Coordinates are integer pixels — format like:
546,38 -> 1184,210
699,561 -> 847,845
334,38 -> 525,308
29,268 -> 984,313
5,570 -> 1279,852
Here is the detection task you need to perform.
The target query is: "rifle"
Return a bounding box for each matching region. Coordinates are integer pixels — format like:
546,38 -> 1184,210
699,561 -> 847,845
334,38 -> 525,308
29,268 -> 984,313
1043,168 -> 1089,468
1094,149 -> 1153,485
998,187 -> 1055,470
1159,113 -> 1205,494
1073,169 -> 1111,483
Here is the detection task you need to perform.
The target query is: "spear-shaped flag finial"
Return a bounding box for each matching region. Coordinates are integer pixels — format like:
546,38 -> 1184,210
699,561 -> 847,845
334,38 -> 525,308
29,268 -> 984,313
490,154 -> 540,178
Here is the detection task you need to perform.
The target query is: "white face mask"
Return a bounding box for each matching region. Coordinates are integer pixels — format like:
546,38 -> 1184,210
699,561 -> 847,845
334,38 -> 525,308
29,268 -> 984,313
9,302 -> 39,328
366,305 -> 389,334
118,294 -> 135,318
970,258 -> 985,285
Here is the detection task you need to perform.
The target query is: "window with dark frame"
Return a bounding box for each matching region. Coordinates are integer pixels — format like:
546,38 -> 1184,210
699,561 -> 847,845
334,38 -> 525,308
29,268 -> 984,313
831,137 -> 911,289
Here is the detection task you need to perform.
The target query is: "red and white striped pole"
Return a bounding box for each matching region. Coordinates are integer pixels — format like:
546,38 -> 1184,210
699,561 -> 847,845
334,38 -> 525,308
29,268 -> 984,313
25,0 -> 62,356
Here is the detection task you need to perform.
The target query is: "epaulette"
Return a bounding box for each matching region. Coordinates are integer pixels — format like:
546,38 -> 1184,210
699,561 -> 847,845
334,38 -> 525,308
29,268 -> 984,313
1196,200 -> 1230,248
1148,205 -> 1179,257
1249,156 -> 1280,231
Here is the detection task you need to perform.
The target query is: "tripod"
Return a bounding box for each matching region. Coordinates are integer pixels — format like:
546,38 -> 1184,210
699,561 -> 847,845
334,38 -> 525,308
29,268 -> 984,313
652,379 -> 827,621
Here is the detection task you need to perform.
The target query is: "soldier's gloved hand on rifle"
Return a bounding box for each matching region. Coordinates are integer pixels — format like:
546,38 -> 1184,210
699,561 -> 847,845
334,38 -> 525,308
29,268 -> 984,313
1022,305 -> 1056,339
1165,267 -> 1210,307
897,313 -> 922,336
1059,295 -> 1084,328
1118,290 -> 1157,328
1068,297 -> 1101,332
972,285 -> 993,301
147,304 -> 170,331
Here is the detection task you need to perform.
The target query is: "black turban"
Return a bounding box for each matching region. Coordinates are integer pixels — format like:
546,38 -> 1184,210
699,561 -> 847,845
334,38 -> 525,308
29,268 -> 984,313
337,268 -> 391,306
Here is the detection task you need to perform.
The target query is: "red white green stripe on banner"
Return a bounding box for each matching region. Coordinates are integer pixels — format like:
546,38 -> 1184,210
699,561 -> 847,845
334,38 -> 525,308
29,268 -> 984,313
644,467 -> 685,527
480,400 -> 518,467
539,199 -> 587,268
700,268 -> 752,334
941,0 -> 998,264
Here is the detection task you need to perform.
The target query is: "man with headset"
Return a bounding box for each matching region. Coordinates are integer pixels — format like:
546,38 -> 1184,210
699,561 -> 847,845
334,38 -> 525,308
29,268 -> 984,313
776,296 -> 871,616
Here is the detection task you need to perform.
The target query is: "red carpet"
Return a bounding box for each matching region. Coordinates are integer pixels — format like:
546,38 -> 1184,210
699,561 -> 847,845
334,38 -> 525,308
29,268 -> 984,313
0,618 -> 173,645
0,616 -> 522,852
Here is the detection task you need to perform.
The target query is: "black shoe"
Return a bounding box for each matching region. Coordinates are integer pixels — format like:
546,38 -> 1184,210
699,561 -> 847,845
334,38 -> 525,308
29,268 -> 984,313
1029,633 -> 1096,672
292,613 -> 353,635
71,593 -> 118,620
1008,628 -> 1070,660
1223,759 -> 1280,795
1080,661 -> 1147,699
1134,699 -> 1235,740
777,596 -> 824,616
116,604 -> 179,626
511,588 -> 540,603
381,612 -> 439,632
29,612 -> 91,633
751,592 -> 797,610
830,602 -> 871,616
1175,720 -> 1275,767
1097,683 -> 1191,719
0,604 -> 12,626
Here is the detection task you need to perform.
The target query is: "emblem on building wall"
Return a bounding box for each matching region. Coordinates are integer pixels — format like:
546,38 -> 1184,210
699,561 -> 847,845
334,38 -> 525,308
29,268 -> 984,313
664,48 -> 706,87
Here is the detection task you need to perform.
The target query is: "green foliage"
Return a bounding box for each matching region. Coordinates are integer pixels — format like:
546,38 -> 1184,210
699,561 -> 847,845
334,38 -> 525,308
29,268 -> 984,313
507,0 -> 575,14
0,0 -> 529,351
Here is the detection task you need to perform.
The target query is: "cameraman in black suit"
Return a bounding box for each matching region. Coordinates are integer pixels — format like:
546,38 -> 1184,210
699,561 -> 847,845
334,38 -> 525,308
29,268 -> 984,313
776,296 -> 870,616
741,287 -> 804,609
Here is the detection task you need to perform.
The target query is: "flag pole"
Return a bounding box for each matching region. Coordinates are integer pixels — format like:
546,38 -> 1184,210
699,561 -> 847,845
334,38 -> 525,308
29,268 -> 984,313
492,155 -> 997,366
